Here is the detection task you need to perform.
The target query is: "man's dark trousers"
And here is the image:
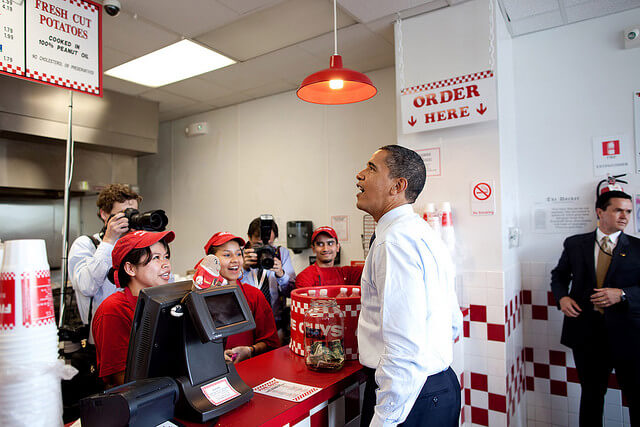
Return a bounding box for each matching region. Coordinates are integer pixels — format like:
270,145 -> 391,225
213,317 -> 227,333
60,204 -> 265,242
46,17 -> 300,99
360,367 -> 460,427
570,312 -> 640,426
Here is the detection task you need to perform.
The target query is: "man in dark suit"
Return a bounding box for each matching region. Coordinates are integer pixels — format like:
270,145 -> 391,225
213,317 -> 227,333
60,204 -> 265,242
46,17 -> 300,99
551,190 -> 640,426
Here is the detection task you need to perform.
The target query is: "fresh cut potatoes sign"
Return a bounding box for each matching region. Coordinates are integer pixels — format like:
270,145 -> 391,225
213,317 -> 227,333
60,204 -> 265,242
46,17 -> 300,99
0,0 -> 102,96
400,70 -> 496,134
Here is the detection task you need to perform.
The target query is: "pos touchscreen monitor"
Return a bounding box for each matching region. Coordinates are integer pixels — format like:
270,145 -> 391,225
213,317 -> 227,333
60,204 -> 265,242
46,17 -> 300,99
124,281 -> 256,422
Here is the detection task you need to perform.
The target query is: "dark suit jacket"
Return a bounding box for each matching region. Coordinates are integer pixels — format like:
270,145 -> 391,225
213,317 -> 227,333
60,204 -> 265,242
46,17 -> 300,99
550,230 -> 640,353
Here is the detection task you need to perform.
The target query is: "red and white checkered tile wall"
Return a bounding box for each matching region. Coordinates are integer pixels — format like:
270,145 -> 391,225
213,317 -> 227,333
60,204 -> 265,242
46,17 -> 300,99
461,270 -> 514,426
521,262 -> 632,427
458,262 -> 632,427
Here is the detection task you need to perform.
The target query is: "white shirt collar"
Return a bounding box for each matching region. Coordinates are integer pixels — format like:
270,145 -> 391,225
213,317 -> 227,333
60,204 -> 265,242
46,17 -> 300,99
596,228 -> 622,245
376,204 -> 414,234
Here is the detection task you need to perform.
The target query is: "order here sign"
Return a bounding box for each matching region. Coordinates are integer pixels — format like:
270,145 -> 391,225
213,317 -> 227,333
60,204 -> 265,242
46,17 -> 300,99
0,0 -> 102,96
400,70 -> 496,134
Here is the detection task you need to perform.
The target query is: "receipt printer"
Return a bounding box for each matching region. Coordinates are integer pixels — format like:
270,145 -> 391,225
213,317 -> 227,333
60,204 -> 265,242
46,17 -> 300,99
80,377 -> 179,427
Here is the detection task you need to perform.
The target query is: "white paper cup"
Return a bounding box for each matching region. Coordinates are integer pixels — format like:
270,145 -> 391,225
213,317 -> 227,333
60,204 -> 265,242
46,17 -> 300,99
0,240 -> 55,332
0,240 -> 62,427
1,240 -> 48,268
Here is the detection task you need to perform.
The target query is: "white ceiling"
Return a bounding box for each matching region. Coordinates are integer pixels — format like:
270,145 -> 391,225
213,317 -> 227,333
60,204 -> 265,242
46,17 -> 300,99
497,0 -> 640,37
100,0 -> 640,122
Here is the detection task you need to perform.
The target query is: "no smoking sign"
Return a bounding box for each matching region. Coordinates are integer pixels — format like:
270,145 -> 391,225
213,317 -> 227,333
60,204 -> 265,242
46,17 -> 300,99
473,182 -> 492,201
471,180 -> 495,216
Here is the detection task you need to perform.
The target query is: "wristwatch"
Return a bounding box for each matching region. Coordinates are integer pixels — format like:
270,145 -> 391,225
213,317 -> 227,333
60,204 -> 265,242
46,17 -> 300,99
620,290 -> 627,302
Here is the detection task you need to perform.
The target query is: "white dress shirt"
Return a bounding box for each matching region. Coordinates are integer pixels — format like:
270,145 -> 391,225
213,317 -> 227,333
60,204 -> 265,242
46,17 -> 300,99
594,228 -> 621,270
68,233 -> 117,326
357,204 -> 462,427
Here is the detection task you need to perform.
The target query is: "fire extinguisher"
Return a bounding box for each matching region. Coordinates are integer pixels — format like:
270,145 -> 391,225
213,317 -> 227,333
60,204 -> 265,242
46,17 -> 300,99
596,174 -> 627,197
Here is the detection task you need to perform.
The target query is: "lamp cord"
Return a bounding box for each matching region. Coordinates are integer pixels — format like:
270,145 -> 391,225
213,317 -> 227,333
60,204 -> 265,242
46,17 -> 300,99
489,0 -> 495,71
333,0 -> 337,55
396,13 -> 405,93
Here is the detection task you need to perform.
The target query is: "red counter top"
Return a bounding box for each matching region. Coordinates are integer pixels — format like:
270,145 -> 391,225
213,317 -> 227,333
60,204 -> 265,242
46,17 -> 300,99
212,346 -> 364,427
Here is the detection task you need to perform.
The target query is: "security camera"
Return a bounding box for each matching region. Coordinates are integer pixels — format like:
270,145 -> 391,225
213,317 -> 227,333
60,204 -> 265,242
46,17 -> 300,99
626,28 -> 639,41
103,0 -> 121,17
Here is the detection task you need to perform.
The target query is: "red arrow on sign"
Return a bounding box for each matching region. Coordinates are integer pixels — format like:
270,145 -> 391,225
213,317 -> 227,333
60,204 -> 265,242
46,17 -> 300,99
477,103 -> 487,115
408,116 -> 417,127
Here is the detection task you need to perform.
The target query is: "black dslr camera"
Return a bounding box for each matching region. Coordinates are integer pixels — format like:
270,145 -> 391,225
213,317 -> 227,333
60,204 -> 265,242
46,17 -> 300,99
106,208 -> 169,232
252,214 -> 279,269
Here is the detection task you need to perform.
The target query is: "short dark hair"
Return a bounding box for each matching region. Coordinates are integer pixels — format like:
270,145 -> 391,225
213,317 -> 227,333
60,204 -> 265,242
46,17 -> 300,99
108,239 -> 170,288
247,217 -> 279,239
379,145 -> 426,203
97,184 -> 142,214
595,191 -> 631,211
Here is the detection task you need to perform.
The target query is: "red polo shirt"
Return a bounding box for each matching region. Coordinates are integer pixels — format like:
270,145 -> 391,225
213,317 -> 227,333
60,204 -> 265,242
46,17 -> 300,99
226,281 -> 280,351
294,263 -> 363,289
92,287 -> 138,378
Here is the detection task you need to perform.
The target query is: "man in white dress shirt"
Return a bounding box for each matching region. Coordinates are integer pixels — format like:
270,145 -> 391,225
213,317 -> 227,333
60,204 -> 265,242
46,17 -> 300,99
356,145 -> 462,427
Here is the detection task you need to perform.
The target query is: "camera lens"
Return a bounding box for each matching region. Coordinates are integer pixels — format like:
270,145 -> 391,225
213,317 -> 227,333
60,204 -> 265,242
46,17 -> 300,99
260,256 -> 275,270
126,209 -> 168,232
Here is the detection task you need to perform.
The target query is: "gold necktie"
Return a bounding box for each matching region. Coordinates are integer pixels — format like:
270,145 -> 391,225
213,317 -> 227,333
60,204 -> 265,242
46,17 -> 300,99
596,236 -> 612,289
595,237 -> 612,313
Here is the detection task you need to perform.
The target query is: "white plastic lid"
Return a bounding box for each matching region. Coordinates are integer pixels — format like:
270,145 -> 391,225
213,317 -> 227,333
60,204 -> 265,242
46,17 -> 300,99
440,202 -> 451,212
426,202 -> 436,212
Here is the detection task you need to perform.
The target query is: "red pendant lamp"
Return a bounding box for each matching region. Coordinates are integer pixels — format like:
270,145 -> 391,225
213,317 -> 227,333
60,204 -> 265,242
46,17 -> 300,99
297,0 -> 377,105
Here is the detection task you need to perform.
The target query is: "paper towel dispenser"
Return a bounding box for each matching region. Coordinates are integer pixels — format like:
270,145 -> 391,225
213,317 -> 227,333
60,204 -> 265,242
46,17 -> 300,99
286,221 -> 313,254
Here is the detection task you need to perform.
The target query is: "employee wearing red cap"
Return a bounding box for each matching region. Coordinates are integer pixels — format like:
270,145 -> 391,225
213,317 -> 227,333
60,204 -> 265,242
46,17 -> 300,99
294,226 -> 363,289
92,230 -> 175,388
203,232 -> 280,364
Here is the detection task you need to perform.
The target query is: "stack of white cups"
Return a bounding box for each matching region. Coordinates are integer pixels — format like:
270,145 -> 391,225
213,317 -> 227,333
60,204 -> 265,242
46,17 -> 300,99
0,240 -> 63,426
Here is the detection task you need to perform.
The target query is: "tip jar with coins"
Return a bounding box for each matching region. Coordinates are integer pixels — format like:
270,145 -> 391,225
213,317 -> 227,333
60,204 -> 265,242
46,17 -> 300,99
304,298 -> 345,371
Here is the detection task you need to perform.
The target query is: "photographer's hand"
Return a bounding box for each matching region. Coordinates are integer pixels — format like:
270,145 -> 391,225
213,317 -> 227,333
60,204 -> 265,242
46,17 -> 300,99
243,248 -> 257,270
271,257 -> 284,278
102,213 -> 130,244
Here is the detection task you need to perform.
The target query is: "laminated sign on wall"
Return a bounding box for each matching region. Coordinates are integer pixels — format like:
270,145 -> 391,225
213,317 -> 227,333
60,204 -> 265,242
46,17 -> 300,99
592,134 -> 632,177
0,0 -> 102,96
470,180 -> 495,216
400,70 -> 496,134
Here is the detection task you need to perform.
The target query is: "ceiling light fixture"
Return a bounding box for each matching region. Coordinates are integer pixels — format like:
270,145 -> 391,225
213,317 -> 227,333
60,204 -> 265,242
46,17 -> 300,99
296,0 -> 376,105
105,39 -> 235,87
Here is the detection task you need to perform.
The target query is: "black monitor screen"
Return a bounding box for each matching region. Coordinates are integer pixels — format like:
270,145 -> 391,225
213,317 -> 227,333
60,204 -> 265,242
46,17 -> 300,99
206,292 -> 246,328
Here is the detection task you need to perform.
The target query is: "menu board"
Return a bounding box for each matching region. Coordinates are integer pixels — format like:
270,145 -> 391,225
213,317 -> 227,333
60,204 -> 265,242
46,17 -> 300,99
0,0 -> 101,96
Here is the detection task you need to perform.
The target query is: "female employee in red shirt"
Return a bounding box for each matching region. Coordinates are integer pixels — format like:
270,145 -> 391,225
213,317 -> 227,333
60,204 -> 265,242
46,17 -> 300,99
92,230 -> 174,388
203,232 -> 280,363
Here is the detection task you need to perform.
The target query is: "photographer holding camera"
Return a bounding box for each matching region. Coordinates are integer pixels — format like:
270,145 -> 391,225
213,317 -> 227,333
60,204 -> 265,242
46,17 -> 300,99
242,215 -> 296,338
68,184 -> 143,335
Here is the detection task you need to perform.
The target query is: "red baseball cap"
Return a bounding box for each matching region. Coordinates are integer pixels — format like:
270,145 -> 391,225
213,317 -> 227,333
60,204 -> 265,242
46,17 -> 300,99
311,226 -> 338,244
112,230 -> 175,287
204,232 -> 246,254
